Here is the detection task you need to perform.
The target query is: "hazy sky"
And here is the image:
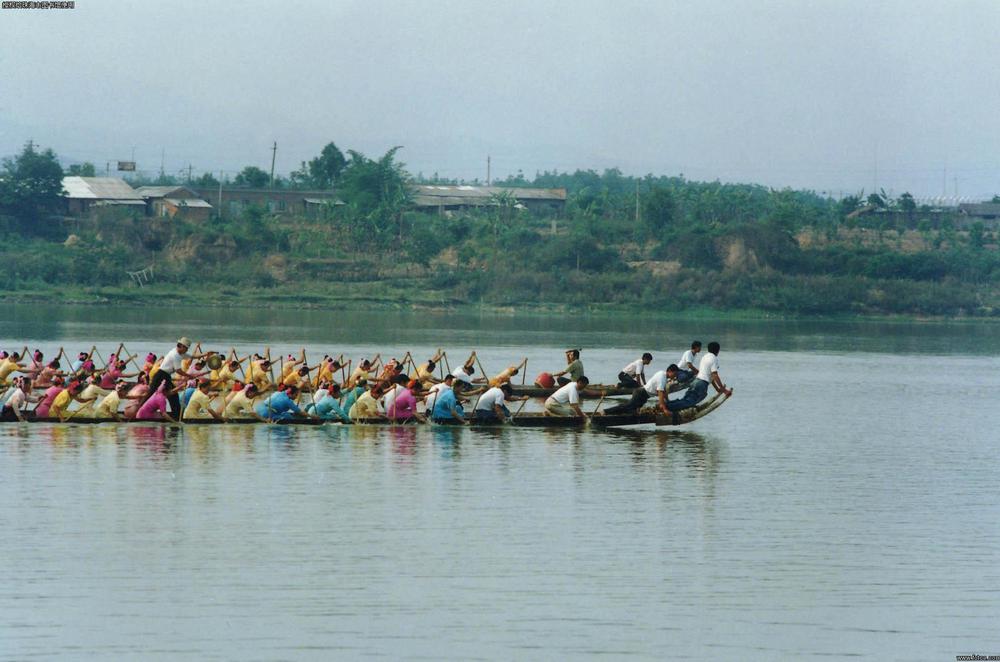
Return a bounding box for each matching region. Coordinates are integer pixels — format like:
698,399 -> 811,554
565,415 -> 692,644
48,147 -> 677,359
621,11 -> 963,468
2,0 -> 999,198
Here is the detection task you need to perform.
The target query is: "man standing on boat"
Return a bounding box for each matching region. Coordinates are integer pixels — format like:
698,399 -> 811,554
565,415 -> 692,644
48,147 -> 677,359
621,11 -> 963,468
668,341 -> 732,412
148,337 -> 207,418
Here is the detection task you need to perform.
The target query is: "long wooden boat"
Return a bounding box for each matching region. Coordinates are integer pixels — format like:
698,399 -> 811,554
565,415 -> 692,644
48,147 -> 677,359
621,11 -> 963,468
6,392 -> 729,428
507,379 -> 688,399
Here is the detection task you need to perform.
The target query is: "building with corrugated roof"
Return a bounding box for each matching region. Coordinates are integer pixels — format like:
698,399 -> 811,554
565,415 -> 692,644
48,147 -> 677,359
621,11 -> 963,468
62,176 -> 145,215
411,185 -> 566,214
135,185 -> 213,221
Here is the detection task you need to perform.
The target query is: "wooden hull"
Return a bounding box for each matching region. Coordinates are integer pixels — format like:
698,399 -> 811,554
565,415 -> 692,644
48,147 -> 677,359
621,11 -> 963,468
508,380 -> 688,399
10,393 -> 730,429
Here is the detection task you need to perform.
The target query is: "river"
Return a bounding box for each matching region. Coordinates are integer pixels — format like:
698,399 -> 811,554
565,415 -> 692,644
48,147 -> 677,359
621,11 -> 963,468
1,304 -> 997,659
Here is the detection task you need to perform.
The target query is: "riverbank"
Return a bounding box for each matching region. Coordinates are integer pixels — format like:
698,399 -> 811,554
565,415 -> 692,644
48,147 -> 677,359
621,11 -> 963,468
5,284 -> 998,324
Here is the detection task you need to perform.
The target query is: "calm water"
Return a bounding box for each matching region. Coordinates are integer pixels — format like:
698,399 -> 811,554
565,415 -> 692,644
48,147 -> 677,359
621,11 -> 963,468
1,305 -> 998,660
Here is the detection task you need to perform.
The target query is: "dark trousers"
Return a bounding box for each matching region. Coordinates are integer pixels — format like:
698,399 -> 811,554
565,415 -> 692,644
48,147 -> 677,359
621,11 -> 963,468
605,388 -> 649,415
149,369 -> 181,416
617,372 -> 640,388
667,379 -> 709,412
556,376 -> 570,386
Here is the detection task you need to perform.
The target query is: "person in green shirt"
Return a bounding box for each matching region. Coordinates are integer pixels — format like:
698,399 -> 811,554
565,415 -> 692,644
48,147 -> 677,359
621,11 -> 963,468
553,348 -> 584,386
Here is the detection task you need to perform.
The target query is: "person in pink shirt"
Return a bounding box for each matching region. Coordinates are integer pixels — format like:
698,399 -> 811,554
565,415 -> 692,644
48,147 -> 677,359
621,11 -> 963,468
123,373 -> 150,419
34,377 -> 65,418
135,383 -> 177,422
386,376 -> 422,422
98,359 -> 136,390
33,360 -> 63,389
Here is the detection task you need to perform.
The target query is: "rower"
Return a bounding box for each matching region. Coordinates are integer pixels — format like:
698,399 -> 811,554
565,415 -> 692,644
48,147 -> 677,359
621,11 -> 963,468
223,383 -> 266,421
0,376 -> 33,422
489,362 -> 524,388
617,352 -> 653,388
544,376 -> 589,418
255,384 -> 311,422
135,382 -> 178,423
306,382 -> 350,422
94,381 -> 130,421
605,364 -> 679,415
426,374 -> 467,424
667,341 -> 732,413
413,354 -> 441,389
552,349 -> 584,386
183,378 -> 223,421
474,383 -> 519,422
349,384 -> 383,420
676,341 -> 702,383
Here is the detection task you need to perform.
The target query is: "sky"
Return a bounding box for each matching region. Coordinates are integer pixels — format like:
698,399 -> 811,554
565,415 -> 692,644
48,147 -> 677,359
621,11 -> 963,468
2,0 -> 1000,199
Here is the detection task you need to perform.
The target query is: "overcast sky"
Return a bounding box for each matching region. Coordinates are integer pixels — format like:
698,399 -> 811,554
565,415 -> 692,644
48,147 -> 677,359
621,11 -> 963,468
2,0 -> 999,198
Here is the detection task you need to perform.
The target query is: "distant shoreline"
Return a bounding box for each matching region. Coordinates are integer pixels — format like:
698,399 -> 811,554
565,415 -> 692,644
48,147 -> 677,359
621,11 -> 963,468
5,288 -> 998,324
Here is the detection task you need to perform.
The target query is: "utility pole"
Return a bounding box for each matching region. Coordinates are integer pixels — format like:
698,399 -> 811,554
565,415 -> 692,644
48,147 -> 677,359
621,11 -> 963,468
487,155 -> 491,186
269,141 -> 277,189
159,148 -> 165,179
635,180 -> 640,224
187,163 -> 193,184
218,171 -> 224,218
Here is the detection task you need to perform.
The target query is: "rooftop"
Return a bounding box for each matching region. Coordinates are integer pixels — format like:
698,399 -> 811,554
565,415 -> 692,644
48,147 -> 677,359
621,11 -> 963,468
62,176 -> 143,200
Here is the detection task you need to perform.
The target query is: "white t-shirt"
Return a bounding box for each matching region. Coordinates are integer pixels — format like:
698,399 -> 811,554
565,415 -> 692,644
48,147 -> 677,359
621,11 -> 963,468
381,384 -> 401,410
622,359 -> 645,379
424,382 -> 450,407
476,386 -> 506,411
550,382 -> 580,405
643,370 -> 668,396
159,348 -> 184,374
4,388 -> 27,412
679,350 -> 698,371
450,368 -> 473,385
696,352 -> 719,382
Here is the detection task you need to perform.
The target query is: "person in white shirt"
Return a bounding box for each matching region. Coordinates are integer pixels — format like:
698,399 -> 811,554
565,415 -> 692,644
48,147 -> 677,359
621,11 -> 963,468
148,337 -> 209,418
424,376 -> 452,410
676,341 -> 702,383
605,365 -> 679,415
544,376 -> 589,418
0,377 -> 32,422
668,341 -> 732,413
617,353 -> 653,388
474,383 -> 520,422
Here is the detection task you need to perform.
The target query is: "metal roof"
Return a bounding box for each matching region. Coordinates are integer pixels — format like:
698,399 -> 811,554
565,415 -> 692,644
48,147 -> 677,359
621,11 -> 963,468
165,198 -> 212,208
62,176 -> 142,200
411,185 -> 566,202
135,185 -> 200,199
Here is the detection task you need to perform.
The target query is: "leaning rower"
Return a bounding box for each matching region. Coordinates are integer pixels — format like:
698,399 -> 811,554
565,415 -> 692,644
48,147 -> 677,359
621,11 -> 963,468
606,365 -> 679,415
474,383 -> 516,422
617,352 -> 652,388
544,375 -> 589,418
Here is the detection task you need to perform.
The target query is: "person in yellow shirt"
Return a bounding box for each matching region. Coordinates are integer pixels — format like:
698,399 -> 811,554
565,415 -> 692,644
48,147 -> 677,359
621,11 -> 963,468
51,381 -> 89,422
412,351 -> 443,389
0,352 -> 26,385
348,357 -> 377,388
244,357 -> 274,392
223,384 -> 267,421
315,357 -> 344,387
182,379 -> 222,421
212,358 -> 245,390
348,385 -> 383,420
489,361 -> 526,388
93,382 -> 131,420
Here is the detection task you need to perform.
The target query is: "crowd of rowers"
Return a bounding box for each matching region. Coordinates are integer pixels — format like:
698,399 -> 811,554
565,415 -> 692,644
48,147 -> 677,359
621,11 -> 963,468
0,337 -> 731,424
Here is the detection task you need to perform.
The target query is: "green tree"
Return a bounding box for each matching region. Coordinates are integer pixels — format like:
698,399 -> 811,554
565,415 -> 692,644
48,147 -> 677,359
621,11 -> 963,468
0,142 -> 65,234
337,147 -> 412,244
192,172 -> 220,187
234,166 -> 270,188
67,162 -> 96,176
643,186 -> 676,232
291,142 -> 346,189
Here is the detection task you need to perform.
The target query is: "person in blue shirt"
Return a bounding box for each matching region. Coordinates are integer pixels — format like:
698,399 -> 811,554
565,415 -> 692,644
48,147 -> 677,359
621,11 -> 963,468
429,376 -> 468,424
255,384 -> 309,421
340,380 -> 366,415
306,383 -> 351,423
